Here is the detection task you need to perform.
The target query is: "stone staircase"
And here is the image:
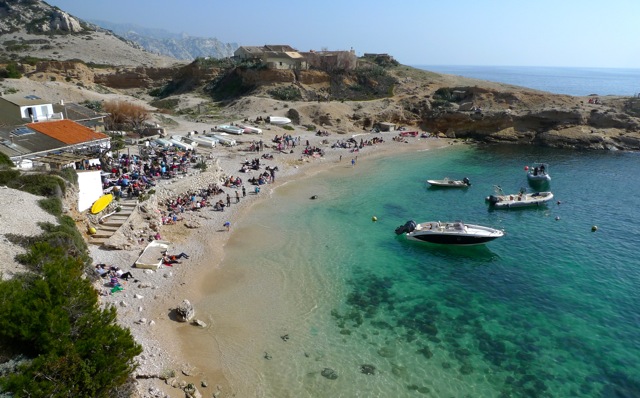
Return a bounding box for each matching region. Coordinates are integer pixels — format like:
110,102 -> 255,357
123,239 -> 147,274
89,198 -> 138,245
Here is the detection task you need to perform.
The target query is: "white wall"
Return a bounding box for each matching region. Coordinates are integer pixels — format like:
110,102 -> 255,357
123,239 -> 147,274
77,170 -> 103,212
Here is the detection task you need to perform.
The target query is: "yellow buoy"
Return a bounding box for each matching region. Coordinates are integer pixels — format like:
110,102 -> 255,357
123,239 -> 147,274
372,216 -> 378,222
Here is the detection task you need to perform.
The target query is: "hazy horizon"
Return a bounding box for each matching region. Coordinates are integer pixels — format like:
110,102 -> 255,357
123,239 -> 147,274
46,0 -> 640,69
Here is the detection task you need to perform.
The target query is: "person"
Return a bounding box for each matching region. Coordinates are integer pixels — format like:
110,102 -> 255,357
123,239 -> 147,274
226,193 -> 231,207
95,263 -> 108,278
223,221 -> 231,231
116,269 -> 134,281
351,158 -> 356,166
236,190 -> 240,203
242,186 -> 246,197
162,254 -> 181,265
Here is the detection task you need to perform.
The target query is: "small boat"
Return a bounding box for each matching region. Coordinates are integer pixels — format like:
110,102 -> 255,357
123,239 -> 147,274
395,220 -> 504,246
90,193 -> 113,214
153,138 -> 173,148
184,136 -> 217,148
168,139 -> 194,151
427,177 -> 471,187
267,116 -> 292,125
526,163 -> 551,182
217,125 -> 244,135
486,186 -> 554,208
238,124 -> 263,134
212,134 -> 237,147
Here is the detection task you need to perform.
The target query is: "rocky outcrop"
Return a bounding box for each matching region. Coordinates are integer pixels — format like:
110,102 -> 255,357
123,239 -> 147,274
236,68 -> 296,85
175,299 -> 195,322
44,10 -> 83,33
94,66 -> 176,89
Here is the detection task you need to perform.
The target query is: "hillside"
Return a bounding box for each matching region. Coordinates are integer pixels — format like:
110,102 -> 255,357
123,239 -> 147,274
0,0 -> 180,67
88,19 -> 239,61
1,1 -> 639,150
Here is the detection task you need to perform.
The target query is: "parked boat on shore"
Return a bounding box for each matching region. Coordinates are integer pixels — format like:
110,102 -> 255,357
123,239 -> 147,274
217,125 -> 244,135
267,116 -> 291,125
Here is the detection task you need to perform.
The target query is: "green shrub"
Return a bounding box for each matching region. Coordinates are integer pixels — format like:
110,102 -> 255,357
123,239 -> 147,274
0,252 -> 141,396
55,167 -> 78,185
268,86 -> 302,101
38,197 -> 62,216
282,125 -> 294,131
0,152 -> 14,167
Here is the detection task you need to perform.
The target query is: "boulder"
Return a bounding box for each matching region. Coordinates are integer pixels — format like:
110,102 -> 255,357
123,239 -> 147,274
176,299 -> 195,322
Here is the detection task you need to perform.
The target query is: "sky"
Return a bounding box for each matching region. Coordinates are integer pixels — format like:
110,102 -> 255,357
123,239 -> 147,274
44,0 -> 640,68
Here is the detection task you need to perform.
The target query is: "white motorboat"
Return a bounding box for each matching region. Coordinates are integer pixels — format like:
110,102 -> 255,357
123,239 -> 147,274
211,134 -> 237,147
217,125 -> 244,135
238,124 -> 263,134
184,136 -> 216,148
526,163 -> 551,182
168,138 -> 194,151
486,186 -> 554,208
427,177 -> 471,187
267,116 -> 292,125
395,220 -> 504,246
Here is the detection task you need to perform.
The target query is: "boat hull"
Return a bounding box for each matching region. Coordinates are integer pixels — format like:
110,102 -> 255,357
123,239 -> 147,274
402,221 -> 504,246
427,179 -> 470,188
406,233 -> 499,246
487,192 -> 554,208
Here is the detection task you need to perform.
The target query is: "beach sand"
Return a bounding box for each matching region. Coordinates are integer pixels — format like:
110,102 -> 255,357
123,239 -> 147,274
90,123 -> 456,397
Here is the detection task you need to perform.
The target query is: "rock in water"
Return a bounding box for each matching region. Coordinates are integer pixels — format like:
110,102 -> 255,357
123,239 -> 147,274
321,368 -> 338,380
176,299 -> 195,322
360,364 -> 376,375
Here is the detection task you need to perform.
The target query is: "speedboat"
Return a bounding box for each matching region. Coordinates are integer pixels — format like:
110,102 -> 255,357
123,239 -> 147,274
486,186 -> 553,208
395,220 -> 503,245
526,163 -> 551,182
427,177 -> 471,187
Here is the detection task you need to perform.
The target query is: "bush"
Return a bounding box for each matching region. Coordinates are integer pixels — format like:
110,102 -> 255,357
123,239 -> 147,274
38,197 -> 62,216
268,86 -> 302,101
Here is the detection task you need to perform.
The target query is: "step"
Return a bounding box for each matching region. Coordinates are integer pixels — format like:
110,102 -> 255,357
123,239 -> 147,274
101,221 -> 126,227
98,225 -> 121,232
92,232 -> 113,238
89,237 -> 108,245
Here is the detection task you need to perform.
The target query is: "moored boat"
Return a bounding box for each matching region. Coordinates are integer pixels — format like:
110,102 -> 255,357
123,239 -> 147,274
486,186 -> 554,208
427,177 -> 471,187
395,220 -> 504,245
526,163 -> 551,182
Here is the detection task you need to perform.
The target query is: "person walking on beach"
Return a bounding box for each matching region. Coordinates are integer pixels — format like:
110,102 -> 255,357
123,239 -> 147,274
226,193 -> 231,207
242,186 -> 246,197
235,190 -> 240,203
351,158 -> 356,166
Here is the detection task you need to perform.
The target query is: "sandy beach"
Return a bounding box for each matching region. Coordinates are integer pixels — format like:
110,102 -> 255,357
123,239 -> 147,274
88,122 -> 456,397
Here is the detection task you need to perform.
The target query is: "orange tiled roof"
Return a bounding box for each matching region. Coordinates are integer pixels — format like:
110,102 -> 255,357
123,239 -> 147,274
26,119 -> 109,145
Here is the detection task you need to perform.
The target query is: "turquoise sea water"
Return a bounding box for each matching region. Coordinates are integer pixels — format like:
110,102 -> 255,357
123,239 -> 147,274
414,65 -> 640,97
200,144 -> 640,397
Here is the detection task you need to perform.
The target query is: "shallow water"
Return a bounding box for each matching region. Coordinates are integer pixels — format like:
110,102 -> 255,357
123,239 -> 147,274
195,144 -> 640,397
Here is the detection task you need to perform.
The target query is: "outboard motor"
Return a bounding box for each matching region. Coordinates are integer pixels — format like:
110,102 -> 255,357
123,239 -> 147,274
488,195 -> 499,205
463,177 -> 471,186
395,220 -> 417,235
